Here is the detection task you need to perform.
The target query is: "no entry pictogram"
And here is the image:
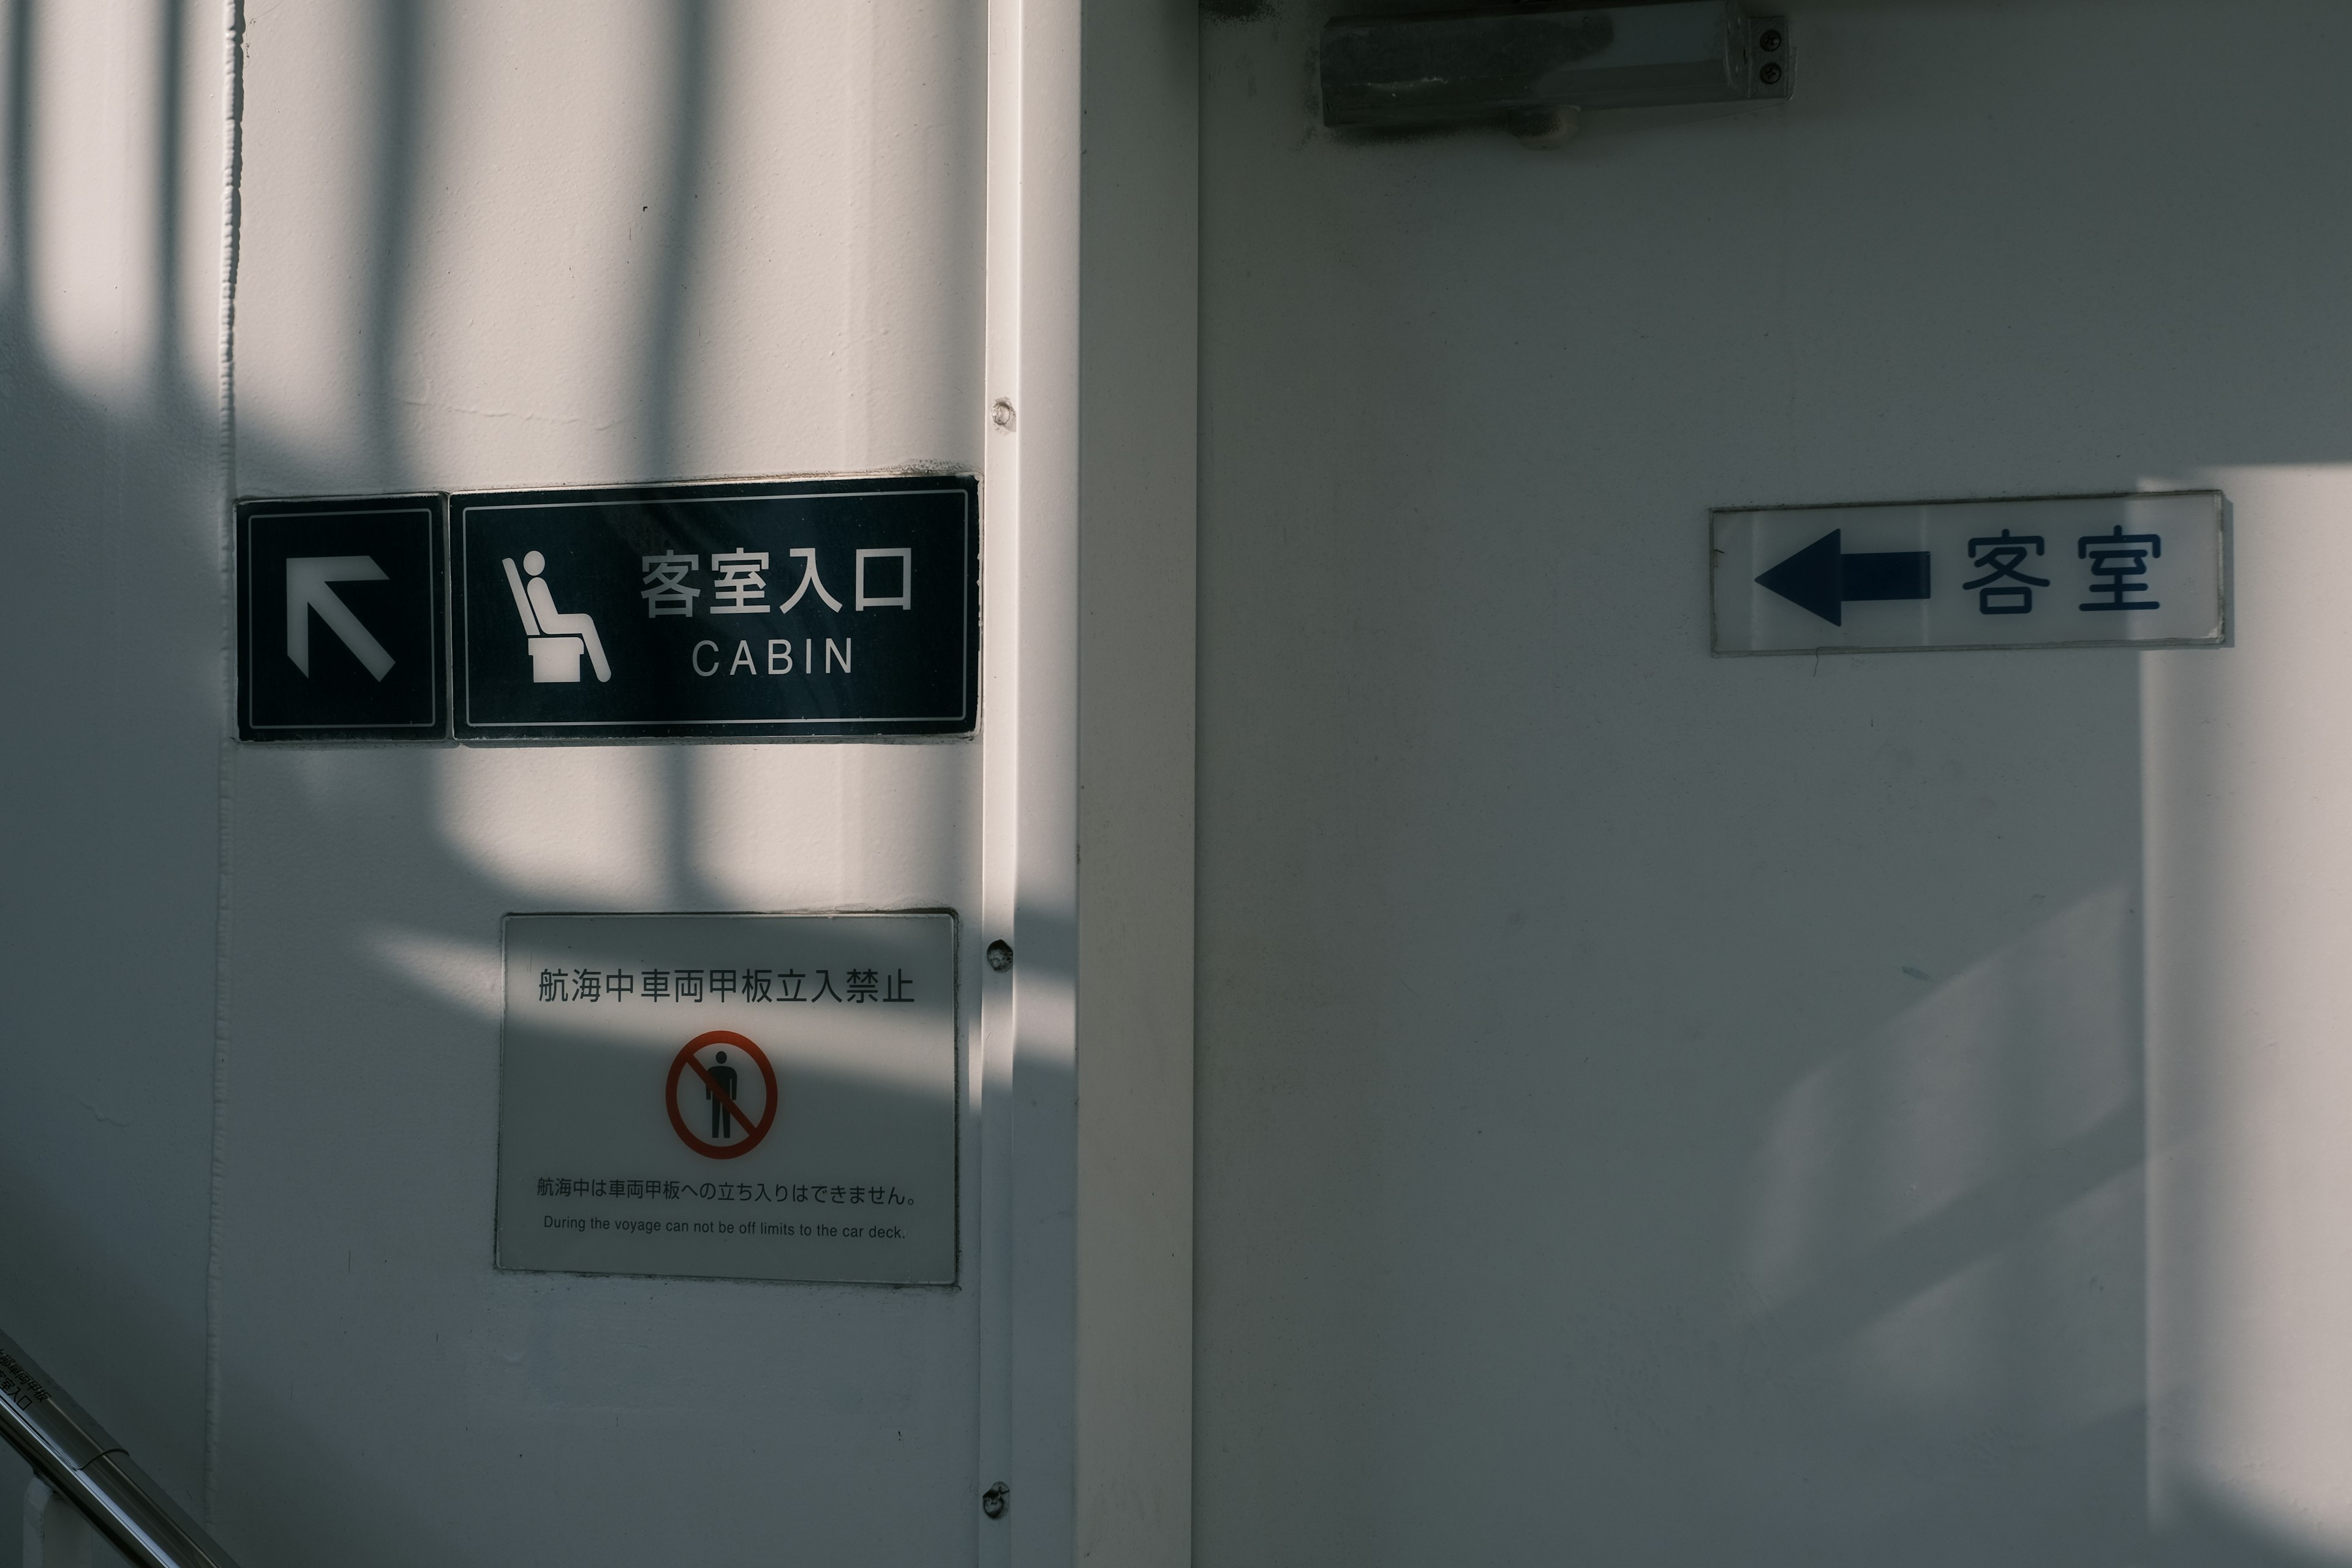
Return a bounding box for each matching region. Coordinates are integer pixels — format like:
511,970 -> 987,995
666,1030 -> 778,1159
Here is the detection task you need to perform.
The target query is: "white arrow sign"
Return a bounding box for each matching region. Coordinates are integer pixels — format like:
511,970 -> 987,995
286,556 -> 396,679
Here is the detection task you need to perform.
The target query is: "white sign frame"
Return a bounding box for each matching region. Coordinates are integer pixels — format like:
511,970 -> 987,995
493,911 -> 960,1286
1711,489 -> 2229,655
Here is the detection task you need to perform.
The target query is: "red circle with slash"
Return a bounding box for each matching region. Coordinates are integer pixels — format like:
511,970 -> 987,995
666,1031 -> 778,1159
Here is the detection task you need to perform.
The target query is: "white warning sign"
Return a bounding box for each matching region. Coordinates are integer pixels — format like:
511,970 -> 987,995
494,912 -> 957,1285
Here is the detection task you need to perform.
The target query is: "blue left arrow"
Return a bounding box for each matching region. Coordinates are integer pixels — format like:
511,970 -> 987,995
1755,529 -> 1931,627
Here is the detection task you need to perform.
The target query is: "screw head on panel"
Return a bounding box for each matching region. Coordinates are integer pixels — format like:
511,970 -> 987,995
982,1483 -> 1010,1519
1759,61 -> 1784,85
986,940 -> 1014,972
1759,28 -> 1783,51
990,398 -> 1016,431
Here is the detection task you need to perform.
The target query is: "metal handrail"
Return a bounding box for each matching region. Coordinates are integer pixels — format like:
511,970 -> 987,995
0,1327 -> 241,1568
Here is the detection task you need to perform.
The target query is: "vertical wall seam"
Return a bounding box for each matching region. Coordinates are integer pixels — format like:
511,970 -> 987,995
201,0 -> 244,1523
978,0 -> 1025,1562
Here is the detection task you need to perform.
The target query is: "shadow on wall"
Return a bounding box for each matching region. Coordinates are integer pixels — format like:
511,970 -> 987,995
1191,4 -> 2352,1567
2163,1490 -> 2352,1568
0,0 -> 503,1556
0,0 -> 233,1561
330,0 -> 718,488
0,1 -> 990,1566
1730,886 -> 2144,1561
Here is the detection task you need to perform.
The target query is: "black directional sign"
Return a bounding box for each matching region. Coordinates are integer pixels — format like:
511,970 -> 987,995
451,476 -> 977,740
238,495 -> 447,741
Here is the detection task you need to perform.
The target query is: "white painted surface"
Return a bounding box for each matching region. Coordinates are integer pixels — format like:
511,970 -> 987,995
0,0 -> 228,1564
1196,1 -> 2352,1562
234,2 -> 984,494
1071,7 -> 1197,1564
976,4 -> 1203,1563
222,3 -> 992,1562
20,1480 -> 130,1568
58,0 -> 2352,1561
0,0 -> 1198,1559
2146,460 -> 2352,1559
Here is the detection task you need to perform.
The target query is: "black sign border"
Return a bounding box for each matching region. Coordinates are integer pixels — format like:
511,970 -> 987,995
236,492 -> 450,744
450,475 -> 979,742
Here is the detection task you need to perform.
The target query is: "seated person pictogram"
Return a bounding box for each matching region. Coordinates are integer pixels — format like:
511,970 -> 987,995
502,550 -> 611,683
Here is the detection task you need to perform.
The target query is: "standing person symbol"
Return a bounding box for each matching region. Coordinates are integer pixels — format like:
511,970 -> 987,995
665,1032 -> 776,1159
706,1049 -> 741,1139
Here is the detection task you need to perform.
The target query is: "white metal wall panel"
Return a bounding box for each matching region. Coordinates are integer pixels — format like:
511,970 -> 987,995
0,0 -> 228,1562
224,4 -> 987,1562
1197,1 -> 2352,1562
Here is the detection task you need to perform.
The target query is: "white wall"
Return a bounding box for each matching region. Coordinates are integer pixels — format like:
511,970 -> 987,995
47,0 -> 2352,1559
5,1 -> 1198,1562
219,4 -> 988,1563
1074,5 -> 1197,1562
1196,1 -> 2352,1562
0,0 -> 226,1562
